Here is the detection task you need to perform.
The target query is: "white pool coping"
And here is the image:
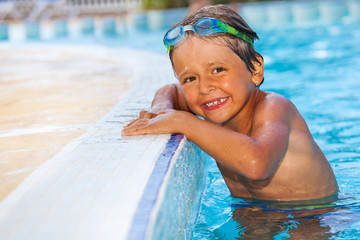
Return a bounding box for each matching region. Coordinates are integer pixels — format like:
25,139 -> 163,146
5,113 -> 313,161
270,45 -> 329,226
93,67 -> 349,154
0,44 -> 181,240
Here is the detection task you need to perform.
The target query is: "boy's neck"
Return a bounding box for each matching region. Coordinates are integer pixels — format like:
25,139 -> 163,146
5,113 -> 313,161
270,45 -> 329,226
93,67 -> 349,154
223,89 -> 264,134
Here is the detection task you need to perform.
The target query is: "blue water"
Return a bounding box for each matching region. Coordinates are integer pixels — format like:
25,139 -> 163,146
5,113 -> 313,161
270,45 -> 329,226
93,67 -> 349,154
190,21 -> 360,240
110,15 -> 360,239
54,11 -> 360,240
109,11 -> 360,240
3,2 -> 360,239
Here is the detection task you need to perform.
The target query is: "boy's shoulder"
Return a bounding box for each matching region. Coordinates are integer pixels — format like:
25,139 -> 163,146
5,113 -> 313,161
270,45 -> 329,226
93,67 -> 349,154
258,91 -> 294,109
255,91 -> 297,121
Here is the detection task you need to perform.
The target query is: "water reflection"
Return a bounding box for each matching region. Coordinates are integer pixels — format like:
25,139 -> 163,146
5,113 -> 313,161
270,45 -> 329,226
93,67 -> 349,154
230,200 -> 337,239
202,194 -> 360,239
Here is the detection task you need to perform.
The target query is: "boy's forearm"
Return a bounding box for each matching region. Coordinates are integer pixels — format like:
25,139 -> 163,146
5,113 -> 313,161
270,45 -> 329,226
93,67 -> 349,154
151,84 -> 190,112
175,112 -> 283,181
175,113 -> 254,177
151,84 -> 177,111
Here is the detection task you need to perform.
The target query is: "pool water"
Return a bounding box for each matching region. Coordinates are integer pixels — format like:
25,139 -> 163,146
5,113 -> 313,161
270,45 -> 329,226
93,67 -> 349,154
190,20 -> 360,240
3,1 -> 360,239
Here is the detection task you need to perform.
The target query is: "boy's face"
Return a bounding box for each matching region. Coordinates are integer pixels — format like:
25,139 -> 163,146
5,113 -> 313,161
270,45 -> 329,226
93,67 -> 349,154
172,35 -> 258,126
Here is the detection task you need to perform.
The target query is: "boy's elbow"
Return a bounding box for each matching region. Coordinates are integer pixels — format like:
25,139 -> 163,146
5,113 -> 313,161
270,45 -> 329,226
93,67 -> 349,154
239,156 -> 272,181
246,145 -> 280,180
245,167 -> 270,181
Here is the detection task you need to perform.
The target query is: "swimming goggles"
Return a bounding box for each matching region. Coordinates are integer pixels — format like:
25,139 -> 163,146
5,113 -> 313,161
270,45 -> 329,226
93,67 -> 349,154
163,17 -> 254,53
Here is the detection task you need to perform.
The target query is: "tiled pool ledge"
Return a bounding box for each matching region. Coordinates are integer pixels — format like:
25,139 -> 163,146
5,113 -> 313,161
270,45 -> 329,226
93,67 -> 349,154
0,45 -> 207,239
128,135 -> 208,240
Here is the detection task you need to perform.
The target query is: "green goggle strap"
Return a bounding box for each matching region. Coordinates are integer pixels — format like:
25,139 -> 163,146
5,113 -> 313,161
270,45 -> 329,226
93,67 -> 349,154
217,21 -> 254,47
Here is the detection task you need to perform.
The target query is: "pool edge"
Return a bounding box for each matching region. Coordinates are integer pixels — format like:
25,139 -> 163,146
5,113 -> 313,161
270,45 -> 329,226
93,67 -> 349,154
126,133 -> 186,240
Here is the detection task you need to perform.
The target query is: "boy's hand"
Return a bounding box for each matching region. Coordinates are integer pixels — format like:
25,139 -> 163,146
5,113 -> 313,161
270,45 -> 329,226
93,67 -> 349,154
121,110 -> 181,136
138,108 -> 175,119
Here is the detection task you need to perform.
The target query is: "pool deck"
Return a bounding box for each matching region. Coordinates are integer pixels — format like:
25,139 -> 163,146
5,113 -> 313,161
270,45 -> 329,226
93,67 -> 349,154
0,44 -> 177,240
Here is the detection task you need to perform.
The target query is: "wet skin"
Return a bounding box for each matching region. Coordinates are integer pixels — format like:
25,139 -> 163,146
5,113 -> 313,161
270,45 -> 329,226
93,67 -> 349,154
122,35 -> 338,201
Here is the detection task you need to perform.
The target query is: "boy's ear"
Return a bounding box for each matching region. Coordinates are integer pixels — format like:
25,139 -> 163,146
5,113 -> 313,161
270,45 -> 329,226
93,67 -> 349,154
251,55 -> 264,86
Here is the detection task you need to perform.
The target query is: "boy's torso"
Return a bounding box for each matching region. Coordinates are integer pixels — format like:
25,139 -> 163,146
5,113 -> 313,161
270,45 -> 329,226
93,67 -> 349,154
216,91 -> 338,201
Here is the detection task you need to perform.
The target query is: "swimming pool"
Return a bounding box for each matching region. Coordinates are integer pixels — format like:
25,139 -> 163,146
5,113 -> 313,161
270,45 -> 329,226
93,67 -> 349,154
123,2 -> 360,238
2,0 -> 360,239
188,6 -> 360,240
121,1 -> 360,239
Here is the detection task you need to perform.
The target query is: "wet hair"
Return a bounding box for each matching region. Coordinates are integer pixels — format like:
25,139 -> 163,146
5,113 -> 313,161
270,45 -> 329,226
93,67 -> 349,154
169,5 -> 264,85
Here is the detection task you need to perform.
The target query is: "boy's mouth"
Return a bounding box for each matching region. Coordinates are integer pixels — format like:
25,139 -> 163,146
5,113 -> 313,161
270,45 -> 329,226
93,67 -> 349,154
201,97 -> 229,110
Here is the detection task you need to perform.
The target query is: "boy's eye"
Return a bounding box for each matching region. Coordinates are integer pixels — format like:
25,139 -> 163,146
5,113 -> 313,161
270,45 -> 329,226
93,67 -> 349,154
213,67 -> 224,74
183,76 -> 196,84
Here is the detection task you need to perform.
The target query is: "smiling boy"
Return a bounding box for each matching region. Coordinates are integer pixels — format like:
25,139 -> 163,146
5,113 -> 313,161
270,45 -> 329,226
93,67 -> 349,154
122,5 -> 338,202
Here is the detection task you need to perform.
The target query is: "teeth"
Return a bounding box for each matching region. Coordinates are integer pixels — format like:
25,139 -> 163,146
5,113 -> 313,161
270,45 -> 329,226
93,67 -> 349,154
205,98 -> 227,107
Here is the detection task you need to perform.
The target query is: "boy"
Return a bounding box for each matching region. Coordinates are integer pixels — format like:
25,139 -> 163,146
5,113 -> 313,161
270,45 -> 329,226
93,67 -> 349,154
122,5 -> 338,202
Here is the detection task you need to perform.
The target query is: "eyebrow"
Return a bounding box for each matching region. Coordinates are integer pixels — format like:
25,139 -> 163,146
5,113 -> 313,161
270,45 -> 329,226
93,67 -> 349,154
209,61 -> 225,66
177,67 -> 190,77
207,61 -> 229,68
176,57 -> 231,77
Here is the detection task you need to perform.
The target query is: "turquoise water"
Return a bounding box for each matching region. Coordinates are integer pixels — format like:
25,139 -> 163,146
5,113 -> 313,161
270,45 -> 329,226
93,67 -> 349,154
92,9 -> 360,240
190,21 -> 360,240
115,14 -> 360,238
3,2 -> 360,239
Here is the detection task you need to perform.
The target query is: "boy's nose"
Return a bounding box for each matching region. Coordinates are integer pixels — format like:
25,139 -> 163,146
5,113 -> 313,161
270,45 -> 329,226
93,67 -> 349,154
198,79 -> 215,95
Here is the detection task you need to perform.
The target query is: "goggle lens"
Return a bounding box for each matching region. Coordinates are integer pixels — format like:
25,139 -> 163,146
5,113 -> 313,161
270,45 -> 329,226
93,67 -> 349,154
164,25 -> 184,49
195,18 -> 221,35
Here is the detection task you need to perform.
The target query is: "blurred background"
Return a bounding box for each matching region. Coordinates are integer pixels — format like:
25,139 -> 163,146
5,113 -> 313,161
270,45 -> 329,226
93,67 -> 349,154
1,0 -> 358,47
1,0 -> 359,53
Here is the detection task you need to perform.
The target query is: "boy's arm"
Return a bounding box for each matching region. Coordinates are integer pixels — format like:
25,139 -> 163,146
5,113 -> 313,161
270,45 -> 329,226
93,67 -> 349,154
151,83 -> 191,113
177,110 -> 290,181
122,83 -> 192,132
122,94 -> 292,181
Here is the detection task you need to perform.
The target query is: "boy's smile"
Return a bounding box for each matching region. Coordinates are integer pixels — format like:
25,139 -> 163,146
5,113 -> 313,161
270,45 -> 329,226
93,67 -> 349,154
201,97 -> 229,110
172,35 -> 259,127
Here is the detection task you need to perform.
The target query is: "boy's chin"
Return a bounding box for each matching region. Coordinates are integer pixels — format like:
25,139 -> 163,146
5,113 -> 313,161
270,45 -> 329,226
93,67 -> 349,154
204,118 -> 225,126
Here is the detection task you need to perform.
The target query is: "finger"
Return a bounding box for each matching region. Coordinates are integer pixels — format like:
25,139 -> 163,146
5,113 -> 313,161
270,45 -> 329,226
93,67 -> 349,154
145,112 -> 158,119
139,110 -> 147,118
139,110 -> 158,119
123,118 -> 139,128
121,124 -> 152,136
122,118 -> 152,131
